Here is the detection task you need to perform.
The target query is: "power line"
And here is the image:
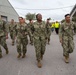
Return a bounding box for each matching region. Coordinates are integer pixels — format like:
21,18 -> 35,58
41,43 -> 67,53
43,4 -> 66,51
15,5 -> 74,10
0,4 -> 74,10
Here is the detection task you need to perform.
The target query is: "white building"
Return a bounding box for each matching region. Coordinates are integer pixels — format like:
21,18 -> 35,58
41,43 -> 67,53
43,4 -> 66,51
0,0 -> 19,22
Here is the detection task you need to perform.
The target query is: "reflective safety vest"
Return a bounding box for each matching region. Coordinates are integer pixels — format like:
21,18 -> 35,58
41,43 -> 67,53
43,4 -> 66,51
51,23 -> 55,28
55,22 -> 60,28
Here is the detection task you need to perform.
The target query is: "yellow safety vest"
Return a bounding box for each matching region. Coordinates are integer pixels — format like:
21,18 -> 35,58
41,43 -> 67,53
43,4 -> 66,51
51,23 -> 55,28
55,23 -> 60,28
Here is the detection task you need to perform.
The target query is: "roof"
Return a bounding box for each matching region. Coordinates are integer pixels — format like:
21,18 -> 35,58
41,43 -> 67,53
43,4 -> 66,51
7,0 -> 19,16
70,4 -> 76,15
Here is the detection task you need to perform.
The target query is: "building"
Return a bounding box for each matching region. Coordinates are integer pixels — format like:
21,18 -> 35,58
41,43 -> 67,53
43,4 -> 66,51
70,4 -> 76,19
0,0 -> 19,22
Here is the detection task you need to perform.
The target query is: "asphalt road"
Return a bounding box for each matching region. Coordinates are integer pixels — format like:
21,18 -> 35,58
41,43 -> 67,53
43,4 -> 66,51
0,32 -> 76,75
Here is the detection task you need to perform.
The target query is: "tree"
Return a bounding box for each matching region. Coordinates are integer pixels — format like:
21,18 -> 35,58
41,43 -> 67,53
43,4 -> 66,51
25,13 -> 36,20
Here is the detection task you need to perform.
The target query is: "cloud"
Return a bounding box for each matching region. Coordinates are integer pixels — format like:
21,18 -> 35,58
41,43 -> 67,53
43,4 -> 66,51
57,1 -> 64,6
8,0 -> 76,20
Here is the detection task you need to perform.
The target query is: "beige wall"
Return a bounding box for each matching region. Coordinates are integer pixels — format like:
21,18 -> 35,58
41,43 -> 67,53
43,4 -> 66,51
0,0 -> 19,22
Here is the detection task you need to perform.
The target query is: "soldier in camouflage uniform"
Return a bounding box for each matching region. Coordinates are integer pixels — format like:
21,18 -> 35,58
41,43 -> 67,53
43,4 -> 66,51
32,14 -> 47,68
59,14 -> 76,63
16,17 -> 28,58
46,18 -> 51,44
28,19 -> 33,45
9,19 -> 16,45
0,17 -> 9,58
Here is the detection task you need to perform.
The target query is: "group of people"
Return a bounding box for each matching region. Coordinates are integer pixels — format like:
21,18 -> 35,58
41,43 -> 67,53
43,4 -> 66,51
0,13 -> 76,68
51,21 -> 60,34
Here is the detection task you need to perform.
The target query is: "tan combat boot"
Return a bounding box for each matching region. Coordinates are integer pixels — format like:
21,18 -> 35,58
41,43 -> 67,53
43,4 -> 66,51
37,60 -> 42,68
6,49 -> 9,54
64,56 -> 69,63
22,53 -> 26,58
0,54 -> 2,58
17,53 -> 21,58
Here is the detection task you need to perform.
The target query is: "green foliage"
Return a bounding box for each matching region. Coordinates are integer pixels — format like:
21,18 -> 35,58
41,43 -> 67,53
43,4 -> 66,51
25,13 -> 36,20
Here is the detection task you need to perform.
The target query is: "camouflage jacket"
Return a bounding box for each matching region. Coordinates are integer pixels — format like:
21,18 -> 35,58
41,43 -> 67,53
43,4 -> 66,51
59,21 -> 76,40
0,19 -> 7,36
16,23 -> 28,38
9,23 -> 16,32
32,21 -> 47,40
27,22 -> 33,34
46,22 -> 51,35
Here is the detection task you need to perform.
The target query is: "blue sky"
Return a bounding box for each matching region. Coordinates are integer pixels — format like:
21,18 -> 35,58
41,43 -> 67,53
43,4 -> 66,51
8,0 -> 76,21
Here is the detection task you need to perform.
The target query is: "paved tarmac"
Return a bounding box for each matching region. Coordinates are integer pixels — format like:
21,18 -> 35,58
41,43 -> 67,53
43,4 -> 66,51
0,32 -> 76,75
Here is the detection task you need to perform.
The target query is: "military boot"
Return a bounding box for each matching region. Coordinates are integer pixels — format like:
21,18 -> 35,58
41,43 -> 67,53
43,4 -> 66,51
6,49 -> 9,54
31,43 -> 33,45
0,54 -> 2,58
64,56 -> 69,63
12,43 -> 14,46
30,42 -> 33,45
22,53 -> 26,58
17,53 -> 21,58
12,41 -> 14,46
37,60 -> 42,68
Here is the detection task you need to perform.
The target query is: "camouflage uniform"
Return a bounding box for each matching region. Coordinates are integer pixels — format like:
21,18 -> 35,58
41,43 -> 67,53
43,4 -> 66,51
46,23 -> 51,44
59,21 -> 76,57
16,23 -> 28,56
28,22 -> 33,45
0,19 -> 8,55
9,23 -> 16,45
32,21 -> 47,61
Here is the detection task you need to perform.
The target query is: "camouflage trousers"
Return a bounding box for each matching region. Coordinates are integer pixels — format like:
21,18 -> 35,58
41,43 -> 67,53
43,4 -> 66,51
10,32 -> 16,43
0,36 -> 8,54
16,37 -> 28,54
34,37 -> 46,61
62,36 -> 74,57
29,34 -> 33,44
47,34 -> 51,43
